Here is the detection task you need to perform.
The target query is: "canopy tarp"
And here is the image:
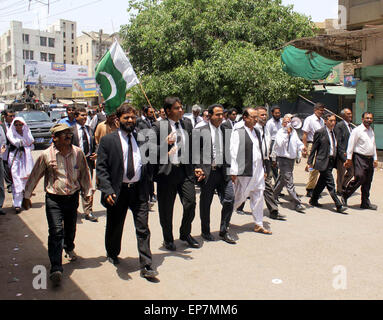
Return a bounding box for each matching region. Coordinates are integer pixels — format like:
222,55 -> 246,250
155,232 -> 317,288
281,45 -> 342,80
314,85 -> 356,95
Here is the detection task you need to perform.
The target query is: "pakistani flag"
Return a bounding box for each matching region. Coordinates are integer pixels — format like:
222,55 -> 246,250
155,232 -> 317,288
95,40 -> 139,114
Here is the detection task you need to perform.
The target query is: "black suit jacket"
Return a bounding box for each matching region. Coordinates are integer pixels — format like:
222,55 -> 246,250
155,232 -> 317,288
221,120 -> 234,130
308,127 -> 339,172
334,121 -> 351,163
193,123 -> 231,184
96,130 -> 150,208
151,118 -> 194,181
72,124 -> 96,154
136,117 -> 153,130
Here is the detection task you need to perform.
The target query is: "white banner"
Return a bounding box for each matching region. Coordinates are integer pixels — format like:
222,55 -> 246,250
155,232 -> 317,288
24,60 -> 89,87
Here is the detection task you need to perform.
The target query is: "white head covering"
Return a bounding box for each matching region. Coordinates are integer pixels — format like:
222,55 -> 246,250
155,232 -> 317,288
7,117 -> 34,192
7,117 -> 34,148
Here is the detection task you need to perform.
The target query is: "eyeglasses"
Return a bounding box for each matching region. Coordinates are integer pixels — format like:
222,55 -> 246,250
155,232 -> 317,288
58,132 -> 74,137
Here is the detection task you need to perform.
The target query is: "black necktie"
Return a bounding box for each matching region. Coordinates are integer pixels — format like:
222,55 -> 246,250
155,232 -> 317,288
175,122 -> 182,157
349,124 -> 353,132
194,117 -> 199,127
81,127 -> 89,155
127,134 -> 135,180
262,130 -> 268,158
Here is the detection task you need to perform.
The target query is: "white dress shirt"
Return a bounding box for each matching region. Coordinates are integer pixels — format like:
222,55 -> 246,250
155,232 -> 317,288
326,127 -> 337,157
76,123 -> 91,157
266,117 -> 282,141
118,129 -> 142,183
302,114 -> 325,143
347,124 -> 377,161
168,119 -> 186,164
273,127 -> 304,160
209,121 -> 223,164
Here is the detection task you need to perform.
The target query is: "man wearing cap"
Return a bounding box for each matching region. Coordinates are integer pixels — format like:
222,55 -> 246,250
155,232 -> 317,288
22,123 -> 93,286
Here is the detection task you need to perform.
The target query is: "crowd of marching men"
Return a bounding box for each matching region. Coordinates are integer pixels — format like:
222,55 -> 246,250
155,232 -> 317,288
0,97 -> 378,285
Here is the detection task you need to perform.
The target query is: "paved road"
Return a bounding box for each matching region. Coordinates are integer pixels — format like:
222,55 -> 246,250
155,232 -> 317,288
1,148 -> 383,300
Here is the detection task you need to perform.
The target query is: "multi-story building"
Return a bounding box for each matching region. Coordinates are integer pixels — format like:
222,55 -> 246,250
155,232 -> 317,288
339,0 -> 383,30
76,31 -> 118,77
0,20 -> 64,98
48,19 -> 77,65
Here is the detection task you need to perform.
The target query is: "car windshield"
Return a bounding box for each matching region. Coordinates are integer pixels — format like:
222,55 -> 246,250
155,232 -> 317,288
50,111 -> 67,119
17,111 -> 50,122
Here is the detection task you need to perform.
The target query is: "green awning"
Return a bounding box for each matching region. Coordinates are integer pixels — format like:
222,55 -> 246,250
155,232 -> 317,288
281,45 -> 342,80
314,85 -> 356,95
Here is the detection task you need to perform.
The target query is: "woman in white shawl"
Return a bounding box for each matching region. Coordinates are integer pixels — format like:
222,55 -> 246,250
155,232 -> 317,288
7,117 -> 34,213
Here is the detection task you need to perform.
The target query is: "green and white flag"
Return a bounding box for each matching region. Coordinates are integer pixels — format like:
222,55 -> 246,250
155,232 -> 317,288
95,40 -> 139,114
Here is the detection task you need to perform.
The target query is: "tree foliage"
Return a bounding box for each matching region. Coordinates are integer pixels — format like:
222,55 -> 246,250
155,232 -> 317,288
120,0 -> 316,109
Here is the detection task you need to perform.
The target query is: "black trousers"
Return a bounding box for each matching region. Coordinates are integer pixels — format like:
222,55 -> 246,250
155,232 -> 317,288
3,160 -> 12,189
344,153 -> 374,205
311,157 -> 342,208
270,140 -> 279,183
105,183 -> 152,268
157,166 -> 196,243
199,168 -> 234,236
264,160 -> 279,213
45,192 -> 79,274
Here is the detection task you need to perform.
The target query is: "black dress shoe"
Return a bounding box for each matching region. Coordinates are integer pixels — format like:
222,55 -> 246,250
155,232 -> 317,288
201,233 -> 215,241
0,209 -> 5,215
15,207 -> 21,214
336,206 -> 348,214
180,235 -> 200,248
295,204 -> 306,213
140,265 -> 159,279
269,211 -> 286,220
309,199 -> 323,208
306,190 -> 313,198
85,212 -> 98,222
107,256 -> 120,265
7,186 -> 12,194
220,233 -> 236,245
163,241 -> 176,251
360,203 -> 378,211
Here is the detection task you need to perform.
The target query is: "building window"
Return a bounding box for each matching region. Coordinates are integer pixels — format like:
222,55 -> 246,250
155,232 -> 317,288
23,50 -> 34,60
48,54 -> 55,62
63,45 -> 66,52
40,37 -> 47,46
22,34 -> 29,44
71,24 -> 74,31
7,36 -> 10,47
80,45 -> 83,54
48,38 -> 55,47
71,33 -> 74,40
40,52 -> 47,61
64,60 -> 66,64
63,31 -> 66,38
72,47 -> 74,53
71,61 -> 74,64
86,43 -> 89,53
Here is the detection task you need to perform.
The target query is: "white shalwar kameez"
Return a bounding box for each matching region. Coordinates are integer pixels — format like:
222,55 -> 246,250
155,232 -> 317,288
7,117 -> 34,208
230,126 -> 265,228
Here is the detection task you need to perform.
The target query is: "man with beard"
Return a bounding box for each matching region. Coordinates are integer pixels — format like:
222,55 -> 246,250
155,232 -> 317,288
342,112 -> 378,210
22,124 -> 92,285
96,103 -> 158,280
334,108 -> 354,195
266,106 -> 283,182
152,97 -> 199,251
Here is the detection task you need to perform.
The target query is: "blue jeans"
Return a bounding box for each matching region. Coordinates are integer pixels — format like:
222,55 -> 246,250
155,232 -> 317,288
45,192 -> 79,273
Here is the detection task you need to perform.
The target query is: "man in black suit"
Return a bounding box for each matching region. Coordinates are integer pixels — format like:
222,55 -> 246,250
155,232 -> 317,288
72,106 -> 98,222
152,97 -> 200,251
308,114 -> 347,214
334,108 -> 354,195
193,104 -> 236,244
136,105 -> 157,204
96,103 -> 158,280
221,108 -> 237,130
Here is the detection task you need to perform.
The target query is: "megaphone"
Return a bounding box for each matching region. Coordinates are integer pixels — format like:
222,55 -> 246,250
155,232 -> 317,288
290,116 -> 302,130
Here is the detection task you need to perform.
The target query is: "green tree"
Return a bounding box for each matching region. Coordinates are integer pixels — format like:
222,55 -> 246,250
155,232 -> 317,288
121,0 -> 315,109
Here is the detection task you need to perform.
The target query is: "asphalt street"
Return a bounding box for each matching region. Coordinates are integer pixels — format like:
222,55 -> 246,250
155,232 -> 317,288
1,148 -> 383,300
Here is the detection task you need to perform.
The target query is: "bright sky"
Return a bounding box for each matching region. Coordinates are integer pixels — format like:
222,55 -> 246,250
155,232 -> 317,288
0,0 -> 339,36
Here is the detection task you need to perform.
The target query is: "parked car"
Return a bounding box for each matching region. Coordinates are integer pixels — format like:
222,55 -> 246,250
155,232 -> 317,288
15,110 -> 53,145
48,108 -> 67,123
